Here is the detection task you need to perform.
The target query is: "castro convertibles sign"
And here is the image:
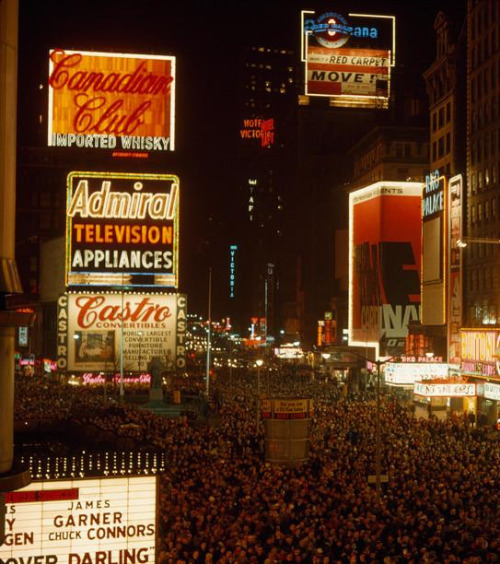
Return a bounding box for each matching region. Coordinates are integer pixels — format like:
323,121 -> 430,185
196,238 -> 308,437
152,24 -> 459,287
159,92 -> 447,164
66,171 -> 179,289
57,292 -> 186,373
0,476 -> 157,563
48,49 -> 175,151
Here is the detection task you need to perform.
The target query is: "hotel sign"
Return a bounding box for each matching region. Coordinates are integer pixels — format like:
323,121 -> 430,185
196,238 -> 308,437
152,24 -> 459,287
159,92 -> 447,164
48,49 -> 176,152
66,171 -> 179,289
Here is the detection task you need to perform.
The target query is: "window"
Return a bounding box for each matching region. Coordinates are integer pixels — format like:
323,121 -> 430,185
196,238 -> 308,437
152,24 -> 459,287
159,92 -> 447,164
438,136 -> 444,158
446,102 -> 451,122
438,107 -> 444,128
446,133 -> 451,153
493,197 -> 497,218
471,173 -> 477,194
485,199 -> 490,220
432,112 -> 437,132
472,205 -> 477,224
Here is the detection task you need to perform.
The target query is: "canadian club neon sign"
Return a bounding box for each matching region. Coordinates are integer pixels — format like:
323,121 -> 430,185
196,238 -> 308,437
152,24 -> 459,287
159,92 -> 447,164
48,49 -> 176,151
66,171 -> 179,289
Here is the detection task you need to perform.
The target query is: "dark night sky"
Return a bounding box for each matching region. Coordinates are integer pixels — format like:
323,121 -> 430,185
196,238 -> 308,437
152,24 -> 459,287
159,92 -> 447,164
17,0 -> 465,316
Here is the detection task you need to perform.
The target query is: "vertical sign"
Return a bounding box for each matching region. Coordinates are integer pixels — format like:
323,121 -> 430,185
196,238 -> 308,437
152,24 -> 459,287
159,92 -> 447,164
448,175 -> 463,366
421,170 -> 447,325
229,245 -> 237,298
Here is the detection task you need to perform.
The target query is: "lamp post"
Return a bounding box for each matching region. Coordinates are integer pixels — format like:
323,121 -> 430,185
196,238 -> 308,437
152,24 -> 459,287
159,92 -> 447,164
341,347 -> 431,502
206,267 -> 212,398
256,359 -> 264,436
321,352 -> 331,382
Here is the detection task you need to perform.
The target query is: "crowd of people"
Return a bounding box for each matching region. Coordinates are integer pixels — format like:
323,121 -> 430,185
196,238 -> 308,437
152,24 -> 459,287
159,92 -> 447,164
13,371 -> 500,563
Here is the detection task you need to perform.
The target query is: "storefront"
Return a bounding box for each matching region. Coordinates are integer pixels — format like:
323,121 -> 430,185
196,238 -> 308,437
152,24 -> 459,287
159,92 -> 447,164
460,328 -> 500,423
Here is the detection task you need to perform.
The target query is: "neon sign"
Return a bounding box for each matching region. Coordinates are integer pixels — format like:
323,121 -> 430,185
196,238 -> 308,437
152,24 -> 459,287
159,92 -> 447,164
304,12 -> 378,48
48,49 -> 176,152
65,171 -> 179,289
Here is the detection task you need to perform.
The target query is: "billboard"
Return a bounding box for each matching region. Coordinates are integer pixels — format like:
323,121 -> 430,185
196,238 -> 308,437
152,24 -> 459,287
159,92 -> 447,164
0,476 -> 157,563
48,49 -> 175,152
460,328 -> 500,378
57,292 -> 187,372
65,171 -> 179,289
348,182 -> 423,357
301,11 -> 395,108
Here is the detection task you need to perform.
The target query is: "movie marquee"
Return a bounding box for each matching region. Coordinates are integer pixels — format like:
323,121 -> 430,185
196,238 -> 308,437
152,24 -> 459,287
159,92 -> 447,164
48,49 -> 176,152
0,476 -> 157,563
66,171 -> 179,289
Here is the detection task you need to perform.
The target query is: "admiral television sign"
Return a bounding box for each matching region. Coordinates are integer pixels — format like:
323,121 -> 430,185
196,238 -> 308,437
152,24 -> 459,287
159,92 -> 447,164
301,10 -> 395,108
48,49 -> 176,152
66,171 -> 179,289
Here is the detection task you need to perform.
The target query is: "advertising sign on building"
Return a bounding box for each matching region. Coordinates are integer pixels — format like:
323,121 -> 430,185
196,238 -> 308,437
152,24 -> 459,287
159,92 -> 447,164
384,362 -> 449,387
48,49 -> 175,152
448,174 -> 463,365
66,171 -> 179,289
0,476 -> 157,563
57,292 -> 186,373
348,182 -> 422,357
460,328 -> 500,378
421,170 -> 447,325
301,11 -> 395,108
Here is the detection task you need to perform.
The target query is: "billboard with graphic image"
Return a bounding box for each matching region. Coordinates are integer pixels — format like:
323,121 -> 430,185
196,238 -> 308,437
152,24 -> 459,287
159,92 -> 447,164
57,292 -> 186,373
348,182 -> 422,357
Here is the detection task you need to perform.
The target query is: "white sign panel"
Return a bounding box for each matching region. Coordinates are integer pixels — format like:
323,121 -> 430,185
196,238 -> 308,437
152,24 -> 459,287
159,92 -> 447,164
57,293 -> 187,372
0,476 -> 157,563
385,362 -> 449,386
484,382 -> 500,401
414,382 -> 476,397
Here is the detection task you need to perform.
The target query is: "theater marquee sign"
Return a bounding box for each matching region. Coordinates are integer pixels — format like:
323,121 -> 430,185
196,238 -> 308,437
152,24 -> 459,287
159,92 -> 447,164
65,171 -> 179,289
0,476 -> 157,563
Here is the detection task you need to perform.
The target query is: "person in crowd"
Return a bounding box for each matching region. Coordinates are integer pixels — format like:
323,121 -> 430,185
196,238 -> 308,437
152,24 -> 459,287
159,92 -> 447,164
14,371 -> 500,563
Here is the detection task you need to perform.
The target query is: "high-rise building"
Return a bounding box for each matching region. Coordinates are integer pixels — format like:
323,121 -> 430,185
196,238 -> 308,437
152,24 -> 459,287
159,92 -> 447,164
234,45 -> 299,341
465,0 -> 500,326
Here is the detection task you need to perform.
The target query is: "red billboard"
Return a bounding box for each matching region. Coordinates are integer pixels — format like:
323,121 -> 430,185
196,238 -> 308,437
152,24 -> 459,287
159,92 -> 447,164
348,182 -> 422,357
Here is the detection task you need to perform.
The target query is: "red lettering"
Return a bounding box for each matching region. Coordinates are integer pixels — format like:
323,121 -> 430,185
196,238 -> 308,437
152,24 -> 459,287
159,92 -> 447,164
75,295 -> 172,328
73,96 -> 150,135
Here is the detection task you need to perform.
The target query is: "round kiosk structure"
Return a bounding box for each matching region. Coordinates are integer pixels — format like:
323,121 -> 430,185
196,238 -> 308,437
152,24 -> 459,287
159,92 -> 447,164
261,398 -> 313,467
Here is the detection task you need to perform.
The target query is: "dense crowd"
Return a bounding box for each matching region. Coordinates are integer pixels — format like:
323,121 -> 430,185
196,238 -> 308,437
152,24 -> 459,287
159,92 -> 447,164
13,372 -> 500,563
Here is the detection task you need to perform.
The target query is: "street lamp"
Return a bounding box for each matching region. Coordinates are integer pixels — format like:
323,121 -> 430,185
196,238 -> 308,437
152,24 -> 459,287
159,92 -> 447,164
342,347 -> 431,502
256,359 -> 264,436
